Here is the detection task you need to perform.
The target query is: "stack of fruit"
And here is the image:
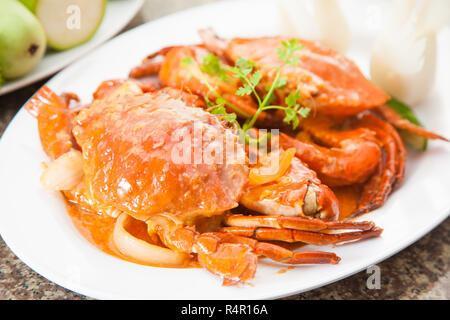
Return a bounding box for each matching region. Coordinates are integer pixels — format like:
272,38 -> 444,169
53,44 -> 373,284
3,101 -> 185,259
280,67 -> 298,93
0,0 -> 106,87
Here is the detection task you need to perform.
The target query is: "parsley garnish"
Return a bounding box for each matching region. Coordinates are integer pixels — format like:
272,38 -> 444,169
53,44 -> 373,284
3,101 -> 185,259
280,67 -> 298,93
182,39 -> 309,145
181,53 -> 250,118
230,39 -> 309,131
181,57 -> 194,68
201,53 -> 229,81
209,104 -> 239,124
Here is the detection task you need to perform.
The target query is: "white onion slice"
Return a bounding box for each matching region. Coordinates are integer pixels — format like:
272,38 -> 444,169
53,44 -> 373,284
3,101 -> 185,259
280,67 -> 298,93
277,0 -> 351,53
40,149 -> 84,191
370,0 -> 450,105
113,213 -> 190,267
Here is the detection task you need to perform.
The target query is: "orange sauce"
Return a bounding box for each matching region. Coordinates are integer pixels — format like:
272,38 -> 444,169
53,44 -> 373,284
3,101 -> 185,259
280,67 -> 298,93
65,201 -> 199,268
332,185 -> 363,221
66,201 -> 118,256
277,266 -> 295,274
64,185 -> 363,269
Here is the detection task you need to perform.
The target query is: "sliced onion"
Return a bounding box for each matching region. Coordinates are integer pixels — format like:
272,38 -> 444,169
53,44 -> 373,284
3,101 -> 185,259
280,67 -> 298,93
249,148 -> 296,186
369,0 -> 450,105
113,213 -> 190,267
40,149 -> 84,191
277,0 -> 351,53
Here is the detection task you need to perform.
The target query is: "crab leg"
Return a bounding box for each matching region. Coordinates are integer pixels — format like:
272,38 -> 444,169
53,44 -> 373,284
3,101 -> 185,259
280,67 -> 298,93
376,105 -> 449,142
147,215 -> 341,285
279,131 -> 382,187
223,213 -> 382,246
352,114 -> 406,216
129,60 -> 163,78
224,214 -> 375,232
25,85 -> 77,160
221,226 -> 383,246
129,46 -> 180,78
201,232 -> 340,265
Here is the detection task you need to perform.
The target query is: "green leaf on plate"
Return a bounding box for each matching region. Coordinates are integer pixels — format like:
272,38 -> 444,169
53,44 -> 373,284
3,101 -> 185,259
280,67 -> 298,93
385,98 -> 428,151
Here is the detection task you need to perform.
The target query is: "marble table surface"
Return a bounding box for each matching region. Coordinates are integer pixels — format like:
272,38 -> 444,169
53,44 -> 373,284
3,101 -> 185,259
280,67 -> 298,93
0,0 -> 449,300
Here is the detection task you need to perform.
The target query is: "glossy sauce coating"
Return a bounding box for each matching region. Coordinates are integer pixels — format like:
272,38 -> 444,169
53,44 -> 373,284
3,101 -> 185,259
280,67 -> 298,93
223,37 -> 390,116
332,185 -> 363,220
65,184 -> 360,268
72,91 -> 248,222
66,201 -> 199,268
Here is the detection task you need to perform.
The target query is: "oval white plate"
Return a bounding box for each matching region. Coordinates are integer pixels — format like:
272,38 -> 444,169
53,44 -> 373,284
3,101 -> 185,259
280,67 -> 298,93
0,0 -> 144,96
0,0 -> 449,300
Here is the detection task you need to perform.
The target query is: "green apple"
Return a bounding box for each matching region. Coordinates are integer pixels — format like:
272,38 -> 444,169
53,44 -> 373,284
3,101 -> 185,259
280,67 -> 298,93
35,0 -> 107,51
0,0 -> 46,79
18,0 -> 38,13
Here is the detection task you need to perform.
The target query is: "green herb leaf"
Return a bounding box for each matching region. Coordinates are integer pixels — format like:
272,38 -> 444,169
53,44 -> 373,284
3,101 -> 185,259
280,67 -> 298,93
386,98 -> 428,151
210,105 -> 238,123
284,109 -> 300,129
297,107 -> 311,118
201,53 -> 228,81
281,91 -> 309,129
203,94 -> 215,108
273,77 -> 287,89
215,96 -> 227,105
283,108 -> 297,124
236,85 -> 253,96
385,98 -> 423,126
209,105 -> 227,115
249,71 -> 262,87
235,57 -> 254,76
278,39 -> 303,66
181,57 -> 194,68
197,39 -> 308,136
285,90 -> 302,107
222,113 -> 238,122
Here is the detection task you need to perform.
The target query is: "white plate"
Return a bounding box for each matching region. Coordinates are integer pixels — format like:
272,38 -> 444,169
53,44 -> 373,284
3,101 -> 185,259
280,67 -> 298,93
0,0 -> 144,96
0,0 -> 449,300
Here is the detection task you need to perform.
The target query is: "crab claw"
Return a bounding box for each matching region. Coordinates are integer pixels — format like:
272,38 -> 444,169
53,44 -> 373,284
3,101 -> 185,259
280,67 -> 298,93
222,214 -> 383,246
242,152 -> 340,220
195,232 -> 340,285
24,85 -> 77,160
148,215 -> 342,285
196,236 -> 257,286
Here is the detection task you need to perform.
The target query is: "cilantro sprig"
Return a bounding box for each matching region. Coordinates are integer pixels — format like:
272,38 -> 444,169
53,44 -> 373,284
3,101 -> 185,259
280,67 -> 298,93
227,39 -> 309,131
208,104 -> 238,125
181,55 -> 250,119
182,39 -> 310,144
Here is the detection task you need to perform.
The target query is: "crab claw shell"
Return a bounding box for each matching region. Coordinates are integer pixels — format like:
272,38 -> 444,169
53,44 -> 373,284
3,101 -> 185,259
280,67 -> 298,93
24,85 -> 75,160
196,241 -> 257,285
241,156 -> 340,220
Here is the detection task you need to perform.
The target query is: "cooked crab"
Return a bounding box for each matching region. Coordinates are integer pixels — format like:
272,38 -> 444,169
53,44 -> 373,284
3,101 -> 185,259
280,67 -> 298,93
129,29 -> 448,216
25,80 -> 381,285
